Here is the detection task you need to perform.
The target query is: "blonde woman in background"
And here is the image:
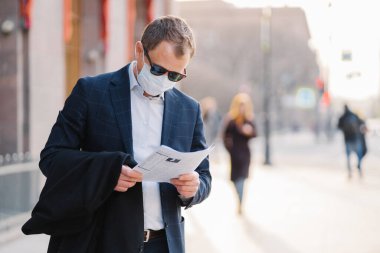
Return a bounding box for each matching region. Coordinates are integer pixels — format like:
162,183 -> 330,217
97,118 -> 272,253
223,93 -> 257,215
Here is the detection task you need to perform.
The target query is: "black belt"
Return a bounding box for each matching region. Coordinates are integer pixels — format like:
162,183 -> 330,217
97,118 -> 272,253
144,229 -> 166,242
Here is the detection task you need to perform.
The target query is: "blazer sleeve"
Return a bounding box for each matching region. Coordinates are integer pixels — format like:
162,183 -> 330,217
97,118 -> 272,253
22,78 -> 136,236
39,78 -> 89,176
183,103 -> 212,209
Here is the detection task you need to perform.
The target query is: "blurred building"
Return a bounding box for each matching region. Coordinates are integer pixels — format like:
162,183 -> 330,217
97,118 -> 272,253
177,0 -> 319,131
0,0 -> 173,244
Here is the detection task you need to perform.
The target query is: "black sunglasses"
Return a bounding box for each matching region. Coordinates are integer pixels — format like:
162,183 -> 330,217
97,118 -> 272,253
143,48 -> 187,82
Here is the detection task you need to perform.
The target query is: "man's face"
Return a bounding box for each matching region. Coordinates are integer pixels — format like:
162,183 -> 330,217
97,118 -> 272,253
135,40 -> 190,79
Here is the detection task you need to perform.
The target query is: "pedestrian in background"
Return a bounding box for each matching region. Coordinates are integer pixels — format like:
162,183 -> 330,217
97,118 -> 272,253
337,104 -> 368,178
22,16 -> 211,253
200,96 -> 222,145
223,93 -> 257,215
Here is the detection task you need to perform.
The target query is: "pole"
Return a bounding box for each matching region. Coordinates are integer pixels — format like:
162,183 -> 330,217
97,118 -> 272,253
261,7 -> 272,165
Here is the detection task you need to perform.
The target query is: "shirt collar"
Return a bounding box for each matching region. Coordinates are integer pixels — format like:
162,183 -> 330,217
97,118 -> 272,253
128,61 -> 165,101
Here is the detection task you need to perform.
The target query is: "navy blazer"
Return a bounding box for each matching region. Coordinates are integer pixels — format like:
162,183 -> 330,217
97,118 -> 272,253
36,64 -> 212,253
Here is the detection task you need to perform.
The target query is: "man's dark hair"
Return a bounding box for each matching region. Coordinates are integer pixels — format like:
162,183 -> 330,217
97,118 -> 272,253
141,15 -> 195,58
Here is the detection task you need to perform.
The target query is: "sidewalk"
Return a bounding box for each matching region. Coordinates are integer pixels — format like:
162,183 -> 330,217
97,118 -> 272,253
186,132 -> 380,253
1,132 -> 380,253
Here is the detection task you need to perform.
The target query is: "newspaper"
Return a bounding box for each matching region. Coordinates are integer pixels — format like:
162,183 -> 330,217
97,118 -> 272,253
134,145 -> 213,182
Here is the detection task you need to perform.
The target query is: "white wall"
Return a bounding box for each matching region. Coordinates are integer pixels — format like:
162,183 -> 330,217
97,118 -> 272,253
106,0 -> 128,72
29,0 -> 66,159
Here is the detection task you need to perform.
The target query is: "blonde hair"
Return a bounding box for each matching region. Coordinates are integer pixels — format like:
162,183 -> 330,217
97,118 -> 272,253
228,93 -> 254,125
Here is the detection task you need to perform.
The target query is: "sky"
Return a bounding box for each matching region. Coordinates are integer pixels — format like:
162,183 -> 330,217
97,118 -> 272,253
224,0 -> 380,100
178,0 -> 380,100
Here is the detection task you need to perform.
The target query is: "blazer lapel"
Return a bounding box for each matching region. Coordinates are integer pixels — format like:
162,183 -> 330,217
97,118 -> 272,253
160,89 -> 183,227
109,64 -> 134,155
161,89 -> 179,147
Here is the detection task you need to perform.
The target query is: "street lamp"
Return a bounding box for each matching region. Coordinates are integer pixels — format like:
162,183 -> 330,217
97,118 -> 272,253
260,7 -> 272,165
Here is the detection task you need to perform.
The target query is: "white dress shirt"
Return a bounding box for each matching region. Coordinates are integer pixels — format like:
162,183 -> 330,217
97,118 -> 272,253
128,61 -> 164,230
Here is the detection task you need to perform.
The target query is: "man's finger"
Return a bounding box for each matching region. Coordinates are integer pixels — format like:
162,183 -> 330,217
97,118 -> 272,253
121,166 -> 143,181
119,173 -> 139,184
177,189 -> 197,198
176,185 -> 198,192
126,181 -> 137,188
178,172 -> 199,181
117,180 -> 136,189
114,186 -> 128,192
119,173 -> 129,181
171,178 -> 197,186
116,181 -> 129,189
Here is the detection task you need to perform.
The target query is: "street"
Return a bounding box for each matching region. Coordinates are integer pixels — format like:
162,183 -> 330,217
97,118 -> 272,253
186,131 -> 380,253
1,132 -> 380,253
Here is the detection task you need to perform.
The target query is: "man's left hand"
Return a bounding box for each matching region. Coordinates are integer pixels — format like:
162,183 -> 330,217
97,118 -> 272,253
170,171 -> 200,198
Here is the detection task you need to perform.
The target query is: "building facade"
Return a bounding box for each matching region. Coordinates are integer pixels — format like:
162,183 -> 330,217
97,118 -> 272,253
0,0 -> 173,243
177,0 -> 319,131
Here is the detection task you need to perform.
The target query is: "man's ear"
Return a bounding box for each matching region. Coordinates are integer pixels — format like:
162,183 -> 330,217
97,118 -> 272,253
135,41 -> 143,59
135,41 -> 145,73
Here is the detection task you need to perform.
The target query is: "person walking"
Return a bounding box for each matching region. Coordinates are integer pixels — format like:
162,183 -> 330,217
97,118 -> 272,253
223,93 -> 257,215
200,96 -> 222,145
22,16 -> 211,253
337,104 -> 367,178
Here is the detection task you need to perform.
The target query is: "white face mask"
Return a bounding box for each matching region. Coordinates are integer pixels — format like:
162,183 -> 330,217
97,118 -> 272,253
136,55 -> 176,96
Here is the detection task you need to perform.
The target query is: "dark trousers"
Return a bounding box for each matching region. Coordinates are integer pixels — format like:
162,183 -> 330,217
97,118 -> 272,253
143,236 -> 169,253
345,138 -> 364,171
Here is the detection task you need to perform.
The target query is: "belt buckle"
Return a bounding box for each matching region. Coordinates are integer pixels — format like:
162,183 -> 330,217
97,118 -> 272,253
144,230 -> 150,243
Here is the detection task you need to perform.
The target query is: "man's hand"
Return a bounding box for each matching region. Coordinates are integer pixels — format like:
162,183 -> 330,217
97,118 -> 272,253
114,165 -> 143,192
170,171 -> 200,198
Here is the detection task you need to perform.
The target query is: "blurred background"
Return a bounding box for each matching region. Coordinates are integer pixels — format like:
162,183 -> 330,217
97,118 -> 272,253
0,0 -> 379,252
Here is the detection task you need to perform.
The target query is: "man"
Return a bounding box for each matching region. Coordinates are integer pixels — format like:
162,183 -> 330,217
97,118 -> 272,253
337,104 -> 367,178
22,16 -> 211,253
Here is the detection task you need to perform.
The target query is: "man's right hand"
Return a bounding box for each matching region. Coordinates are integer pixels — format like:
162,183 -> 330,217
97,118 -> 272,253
114,165 -> 143,192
